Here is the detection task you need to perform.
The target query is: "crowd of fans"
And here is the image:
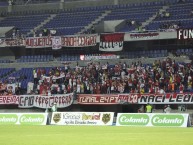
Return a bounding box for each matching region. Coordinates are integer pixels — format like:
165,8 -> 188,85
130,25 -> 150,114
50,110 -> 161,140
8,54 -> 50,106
0,78 -> 21,95
30,57 -> 193,95
1,57 -> 193,96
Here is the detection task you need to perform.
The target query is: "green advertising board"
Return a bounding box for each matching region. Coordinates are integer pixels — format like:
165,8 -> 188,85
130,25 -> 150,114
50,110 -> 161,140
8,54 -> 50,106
0,114 -> 18,125
0,113 -> 47,125
118,114 -> 149,126
116,113 -> 189,127
19,114 -> 46,125
151,114 -> 184,127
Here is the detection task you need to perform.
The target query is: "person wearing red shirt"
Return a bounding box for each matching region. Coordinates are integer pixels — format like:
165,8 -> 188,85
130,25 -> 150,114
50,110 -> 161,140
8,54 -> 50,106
179,83 -> 184,93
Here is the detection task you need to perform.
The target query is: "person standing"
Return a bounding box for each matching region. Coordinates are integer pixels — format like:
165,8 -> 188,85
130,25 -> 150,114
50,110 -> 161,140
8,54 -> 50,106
164,105 -> 171,113
51,102 -> 57,112
145,103 -> 152,113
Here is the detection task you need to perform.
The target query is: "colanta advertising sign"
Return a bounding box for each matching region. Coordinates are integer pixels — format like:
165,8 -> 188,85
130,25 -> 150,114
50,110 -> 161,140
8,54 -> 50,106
0,113 -> 47,125
116,113 -> 189,127
51,112 -> 114,126
118,114 -> 149,126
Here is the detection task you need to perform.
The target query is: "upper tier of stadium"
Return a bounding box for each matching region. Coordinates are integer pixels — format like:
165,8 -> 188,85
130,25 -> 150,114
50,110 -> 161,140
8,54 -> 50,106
0,0 -> 193,36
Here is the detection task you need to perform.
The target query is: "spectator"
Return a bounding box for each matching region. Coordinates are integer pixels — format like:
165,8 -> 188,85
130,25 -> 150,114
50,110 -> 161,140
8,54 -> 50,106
165,12 -> 170,18
145,103 -> 152,113
163,105 -> 171,113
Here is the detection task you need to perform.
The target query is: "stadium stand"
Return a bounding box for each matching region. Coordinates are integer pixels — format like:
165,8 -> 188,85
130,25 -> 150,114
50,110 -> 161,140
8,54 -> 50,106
0,0 -> 193,115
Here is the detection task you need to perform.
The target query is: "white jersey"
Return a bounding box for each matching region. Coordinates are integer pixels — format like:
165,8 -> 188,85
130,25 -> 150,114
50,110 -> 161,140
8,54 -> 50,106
164,106 -> 171,113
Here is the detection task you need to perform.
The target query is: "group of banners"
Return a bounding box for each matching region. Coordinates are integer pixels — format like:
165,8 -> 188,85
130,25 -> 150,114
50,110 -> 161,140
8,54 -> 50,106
0,32 -> 161,51
1,93 -> 193,107
0,93 -> 73,108
1,29 -> 192,49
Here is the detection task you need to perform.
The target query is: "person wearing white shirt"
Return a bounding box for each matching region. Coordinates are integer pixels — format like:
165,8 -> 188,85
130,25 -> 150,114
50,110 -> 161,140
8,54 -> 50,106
164,105 -> 171,113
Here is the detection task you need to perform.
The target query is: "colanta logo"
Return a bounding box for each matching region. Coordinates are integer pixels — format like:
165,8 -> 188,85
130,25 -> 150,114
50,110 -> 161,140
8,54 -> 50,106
19,114 -> 45,125
118,114 -> 149,126
0,114 -> 18,124
151,115 -> 184,126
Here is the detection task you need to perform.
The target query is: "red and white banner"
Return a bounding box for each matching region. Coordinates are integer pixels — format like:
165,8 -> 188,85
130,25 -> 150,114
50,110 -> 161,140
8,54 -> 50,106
78,94 -> 134,104
62,34 -> 97,47
25,36 -> 52,48
0,93 -> 73,108
52,36 -> 62,50
78,93 -> 193,104
99,33 -> 124,51
0,95 -> 19,104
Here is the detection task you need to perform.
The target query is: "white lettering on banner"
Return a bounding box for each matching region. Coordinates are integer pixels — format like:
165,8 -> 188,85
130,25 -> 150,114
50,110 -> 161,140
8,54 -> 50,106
0,117 -> 17,123
0,113 -> 47,125
20,116 -> 43,123
116,113 -> 189,127
25,37 -> 52,48
118,94 -> 138,104
177,29 -> 193,39
62,35 -> 97,47
152,117 -> 182,124
120,116 -> 148,123
78,95 -> 119,104
51,112 -> 114,126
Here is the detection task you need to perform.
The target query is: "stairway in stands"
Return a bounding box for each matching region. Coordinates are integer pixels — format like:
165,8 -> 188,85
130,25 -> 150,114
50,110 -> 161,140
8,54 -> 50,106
78,10 -> 111,34
27,14 -> 57,36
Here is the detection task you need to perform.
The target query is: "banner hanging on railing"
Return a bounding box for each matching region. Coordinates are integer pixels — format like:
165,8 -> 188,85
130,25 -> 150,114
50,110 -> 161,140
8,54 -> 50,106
0,93 -> 73,108
77,94 -> 137,104
52,36 -> 62,50
62,34 -> 97,47
25,36 -> 52,48
99,33 -> 124,51
0,38 -> 25,47
127,32 -> 159,41
78,93 -> 193,104
18,93 -> 73,108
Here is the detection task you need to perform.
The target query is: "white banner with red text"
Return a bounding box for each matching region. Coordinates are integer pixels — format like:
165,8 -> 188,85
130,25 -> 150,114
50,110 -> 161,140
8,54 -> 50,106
0,93 -> 73,108
50,112 -> 114,126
